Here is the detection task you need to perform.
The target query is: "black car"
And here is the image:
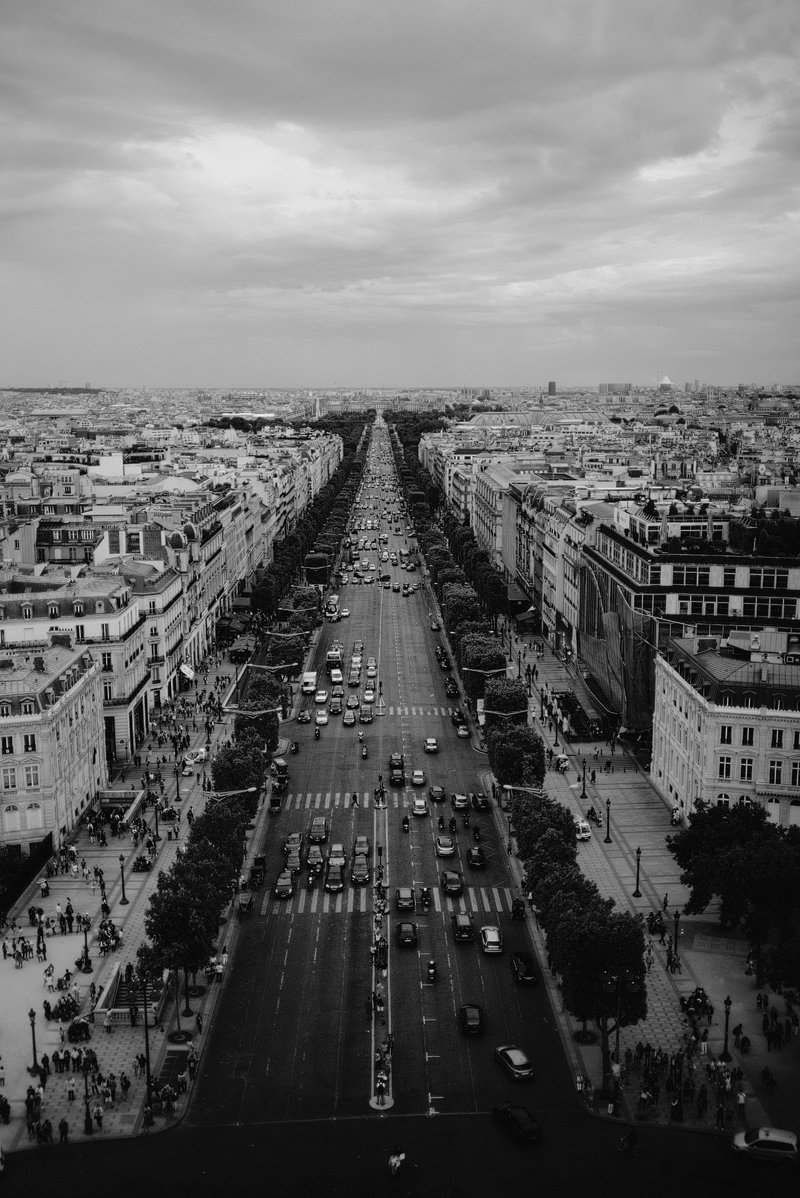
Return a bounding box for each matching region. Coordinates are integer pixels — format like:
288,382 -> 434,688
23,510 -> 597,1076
444,679 -> 459,698
396,921 -> 418,948
471,791 -> 490,811
510,952 -> 538,984
451,708 -> 465,726
428,785 -> 446,803
491,1104 -> 541,1144
466,847 -> 486,869
451,913 -> 474,942
459,1003 -> 485,1037
395,886 -> 416,911
441,870 -> 463,897
297,708 -> 312,723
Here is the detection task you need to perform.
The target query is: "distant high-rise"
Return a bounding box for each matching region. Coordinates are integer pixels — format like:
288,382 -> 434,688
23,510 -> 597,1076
548,381 -> 557,395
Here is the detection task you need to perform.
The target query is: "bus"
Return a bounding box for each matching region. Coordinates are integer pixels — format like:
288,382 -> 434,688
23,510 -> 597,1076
324,594 -> 340,621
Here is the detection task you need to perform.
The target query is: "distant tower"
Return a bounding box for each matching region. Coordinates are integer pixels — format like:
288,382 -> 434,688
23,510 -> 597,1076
548,381 -> 557,395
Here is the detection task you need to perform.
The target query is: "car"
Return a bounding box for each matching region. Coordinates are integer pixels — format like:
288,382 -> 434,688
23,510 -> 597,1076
428,785 -> 446,803
350,576 -> 361,585
274,870 -> 295,899
510,952 -> 538,984
351,855 -> 370,885
359,706 -> 373,723
364,575 -> 375,584
308,817 -> 328,844
346,693 -> 360,709
444,679 -> 459,698
343,709 -> 356,727
367,657 -> 377,669
314,690 -> 328,705
396,921 -> 418,948
325,864 -> 344,893
731,1127 -> 798,1163
354,834 -> 370,857
315,710 -> 329,726
350,655 -> 363,668
435,835 -> 455,857
328,843 -> 346,867
456,724 -> 469,738
491,1104 -> 541,1144
284,831 -> 304,855
348,673 -> 361,688
331,683 -> 344,697
459,1003 -> 485,1037
307,844 -> 325,874
364,687 -> 376,704
395,886 -> 416,911
480,926 -> 503,954
411,796 -> 429,818
471,791 -> 490,811
285,850 -> 302,875
366,665 -> 377,679
430,620 -> 440,631
495,1045 -> 534,1082
451,708 -> 465,726
411,769 -> 425,787
439,658 -> 452,672
329,697 -> 343,715
340,608 -> 350,618
353,641 -> 364,653
441,870 -> 463,897
452,793 -> 469,811
452,913 -> 475,942
184,747 -> 207,765
392,583 -> 401,593
424,738 -> 438,753
297,708 -> 312,723
576,820 -> 592,841
467,847 -> 486,869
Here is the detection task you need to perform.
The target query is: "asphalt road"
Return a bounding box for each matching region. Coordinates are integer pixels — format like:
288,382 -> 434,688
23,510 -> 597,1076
4,431 -> 791,1196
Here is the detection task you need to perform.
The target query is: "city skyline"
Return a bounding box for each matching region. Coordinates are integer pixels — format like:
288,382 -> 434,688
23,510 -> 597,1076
2,0 -> 799,388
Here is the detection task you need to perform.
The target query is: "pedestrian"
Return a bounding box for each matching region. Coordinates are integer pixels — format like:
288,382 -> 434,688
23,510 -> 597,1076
388,1147 -> 405,1175
58,1117 -> 69,1144
93,1104 -> 103,1129
736,1089 -> 746,1121
195,1012 -> 203,1035
700,1029 -> 708,1055
120,1073 -> 130,1102
662,893 -> 668,911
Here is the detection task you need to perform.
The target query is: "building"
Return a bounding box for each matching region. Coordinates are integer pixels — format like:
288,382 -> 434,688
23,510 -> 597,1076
651,629 -> 800,828
0,638 -> 107,856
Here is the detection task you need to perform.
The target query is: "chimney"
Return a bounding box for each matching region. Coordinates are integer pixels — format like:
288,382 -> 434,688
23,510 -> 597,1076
33,655 -> 46,672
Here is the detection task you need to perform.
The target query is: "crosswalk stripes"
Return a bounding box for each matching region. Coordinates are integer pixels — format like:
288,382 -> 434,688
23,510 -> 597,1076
264,885 -> 516,917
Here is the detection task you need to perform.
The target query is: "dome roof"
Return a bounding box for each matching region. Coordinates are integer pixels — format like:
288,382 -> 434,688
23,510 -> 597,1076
183,521 -> 198,541
169,530 -> 187,550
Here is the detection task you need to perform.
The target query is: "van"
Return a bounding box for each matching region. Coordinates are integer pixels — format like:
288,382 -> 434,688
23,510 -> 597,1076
302,671 -> 318,694
330,668 -> 343,686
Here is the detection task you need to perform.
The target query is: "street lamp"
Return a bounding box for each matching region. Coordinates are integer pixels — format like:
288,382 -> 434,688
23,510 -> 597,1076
673,908 -> 681,954
119,854 -> 129,905
604,797 -> 612,844
153,800 -> 161,841
79,915 -> 93,973
720,995 -> 732,1062
28,1007 -> 39,1074
633,846 -> 642,898
580,760 -> 587,801
603,970 -> 638,1093
82,1059 -> 94,1135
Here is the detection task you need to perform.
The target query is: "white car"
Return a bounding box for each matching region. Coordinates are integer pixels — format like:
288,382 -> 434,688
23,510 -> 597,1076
314,690 -> 329,705
364,687 -> 375,704
424,738 -> 439,754
456,724 -> 470,738
576,820 -> 592,841
366,664 -> 377,679
315,710 -> 329,726
480,925 -> 503,954
340,608 -> 350,618
411,769 -> 425,787
411,796 -> 429,818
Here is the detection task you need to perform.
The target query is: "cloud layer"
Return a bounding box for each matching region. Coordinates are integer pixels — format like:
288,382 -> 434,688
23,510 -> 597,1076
2,0 -> 799,387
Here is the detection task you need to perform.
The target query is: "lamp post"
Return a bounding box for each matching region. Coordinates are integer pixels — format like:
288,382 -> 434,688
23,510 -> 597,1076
673,908 -> 681,954
80,916 -> 93,973
119,854 -> 129,905
153,801 -> 161,842
603,970 -> 638,1095
539,692 -> 545,720
604,797 -> 612,844
82,1059 -> 94,1135
28,1007 -> 39,1073
517,651 -> 522,678
580,760 -> 587,801
720,995 -> 732,1062
633,846 -> 642,898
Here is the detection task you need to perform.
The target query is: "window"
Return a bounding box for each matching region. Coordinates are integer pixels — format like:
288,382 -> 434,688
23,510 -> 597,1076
0,704 -> 10,718
23,734 -> 36,753
21,701 -> 34,716
719,726 -> 732,745
3,803 -> 20,831
75,625 -> 85,642
792,761 -> 800,788
51,528 -> 61,539
101,652 -> 113,672
749,567 -> 788,590
723,568 -> 736,588
1,768 -> 17,791
22,605 -> 33,619
103,681 -> 113,701
741,727 -> 755,747
74,602 -> 84,617
716,793 -> 730,809
795,731 -> 800,751
739,758 -> 754,781
771,729 -> 784,749
768,760 -> 783,785
1,736 -> 13,755
24,765 -> 40,788
718,756 -> 732,779
48,603 -> 59,618
101,623 -> 110,640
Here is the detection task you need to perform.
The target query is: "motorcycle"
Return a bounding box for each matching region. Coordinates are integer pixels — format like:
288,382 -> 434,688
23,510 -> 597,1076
427,960 -> 437,983
308,873 -> 316,890
419,887 -> 431,909
361,745 -> 368,759
290,741 -> 299,755
472,825 -> 481,842
448,817 -> 457,835
401,815 -> 410,833
463,814 -> 470,829
314,726 -> 320,741
586,807 -> 601,826
437,816 -> 445,831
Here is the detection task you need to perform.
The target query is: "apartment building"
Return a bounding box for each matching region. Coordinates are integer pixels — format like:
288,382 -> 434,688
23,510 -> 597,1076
0,638 -> 107,855
651,629 -> 800,828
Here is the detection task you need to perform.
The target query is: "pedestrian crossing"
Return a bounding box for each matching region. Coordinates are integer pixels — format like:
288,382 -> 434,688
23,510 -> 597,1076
261,885 -> 517,918
283,790 -> 449,809
381,705 -> 455,717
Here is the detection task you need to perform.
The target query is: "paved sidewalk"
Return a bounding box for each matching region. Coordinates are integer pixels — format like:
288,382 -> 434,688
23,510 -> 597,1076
0,649 -> 276,1152
481,631 -> 798,1136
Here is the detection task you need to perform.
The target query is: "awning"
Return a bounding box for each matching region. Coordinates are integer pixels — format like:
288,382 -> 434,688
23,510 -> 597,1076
180,664 -> 195,680
516,610 -> 539,624
506,582 -> 528,603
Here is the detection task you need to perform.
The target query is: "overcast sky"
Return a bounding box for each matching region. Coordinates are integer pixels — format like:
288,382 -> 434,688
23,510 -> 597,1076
2,0 -> 799,389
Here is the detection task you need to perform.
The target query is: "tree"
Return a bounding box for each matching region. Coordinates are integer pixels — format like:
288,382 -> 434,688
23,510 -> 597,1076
461,637 -> 506,700
484,678 -> 529,728
441,583 -> 482,632
486,725 -> 545,788
211,742 -> 266,801
141,865 -> 221,1022
512,792 -> 577,862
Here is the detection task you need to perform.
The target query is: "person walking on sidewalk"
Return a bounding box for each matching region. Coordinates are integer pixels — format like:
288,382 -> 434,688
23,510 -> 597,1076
58,1117 -> 69,1144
